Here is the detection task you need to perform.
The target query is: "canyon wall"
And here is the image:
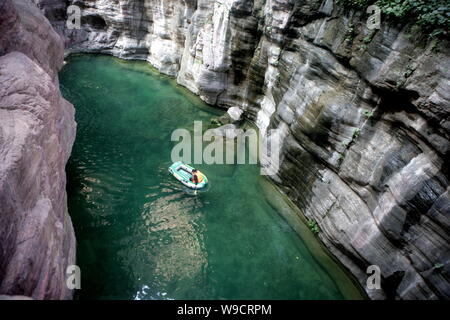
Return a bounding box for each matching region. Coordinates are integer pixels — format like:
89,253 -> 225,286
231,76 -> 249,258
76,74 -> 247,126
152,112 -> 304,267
34,0 -> 449,299
0,0 -> 76,299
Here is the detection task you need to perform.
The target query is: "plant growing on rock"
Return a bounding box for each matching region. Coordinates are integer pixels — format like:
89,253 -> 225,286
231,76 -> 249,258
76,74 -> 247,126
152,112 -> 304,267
345,23 -> 357,42
337,0 -> 449,39
337,152 -> 345,165
362,30 -> 377,44
358,44 -> 368,51
362,109 -> 374,118
434,262 -> 444,269
404,64 -> 416,78
307,219 -> 320,235
362,36 -> 372,43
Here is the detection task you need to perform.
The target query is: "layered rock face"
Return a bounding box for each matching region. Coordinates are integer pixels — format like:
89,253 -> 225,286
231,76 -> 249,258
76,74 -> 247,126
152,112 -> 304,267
0,0 -> 76,299
35,0 -> 449,299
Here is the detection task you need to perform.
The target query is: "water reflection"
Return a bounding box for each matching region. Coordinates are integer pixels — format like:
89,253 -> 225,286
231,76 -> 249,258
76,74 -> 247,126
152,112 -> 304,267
142,190 -> 208,286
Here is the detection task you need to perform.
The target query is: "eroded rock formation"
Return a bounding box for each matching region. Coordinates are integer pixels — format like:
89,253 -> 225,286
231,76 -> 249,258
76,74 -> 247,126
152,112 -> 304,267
32,0 -> 450,299
0,0 -> 76,299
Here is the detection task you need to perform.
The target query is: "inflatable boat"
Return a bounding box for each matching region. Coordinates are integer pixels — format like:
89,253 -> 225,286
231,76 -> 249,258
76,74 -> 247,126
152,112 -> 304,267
169,161 -> 208,190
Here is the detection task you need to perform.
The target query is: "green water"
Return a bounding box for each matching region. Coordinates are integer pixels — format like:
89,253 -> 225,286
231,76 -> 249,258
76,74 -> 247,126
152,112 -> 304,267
61,54 -> 362,300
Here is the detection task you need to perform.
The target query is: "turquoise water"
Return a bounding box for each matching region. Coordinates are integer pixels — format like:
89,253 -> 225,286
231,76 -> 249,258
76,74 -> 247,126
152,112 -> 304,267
60,55 -> 362,300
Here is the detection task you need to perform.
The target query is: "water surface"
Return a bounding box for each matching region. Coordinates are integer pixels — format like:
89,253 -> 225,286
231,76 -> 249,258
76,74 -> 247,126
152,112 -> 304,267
61,54 -> 362,300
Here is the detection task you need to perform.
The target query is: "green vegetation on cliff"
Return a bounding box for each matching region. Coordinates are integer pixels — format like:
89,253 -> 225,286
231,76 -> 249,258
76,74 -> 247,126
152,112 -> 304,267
337,0 -> 449,38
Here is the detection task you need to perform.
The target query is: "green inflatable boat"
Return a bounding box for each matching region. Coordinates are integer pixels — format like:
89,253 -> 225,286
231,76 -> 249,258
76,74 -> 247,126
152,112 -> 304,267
169,161 -> 208,190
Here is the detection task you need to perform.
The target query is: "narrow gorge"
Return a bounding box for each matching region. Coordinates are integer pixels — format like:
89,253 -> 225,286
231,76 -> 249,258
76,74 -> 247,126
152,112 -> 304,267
0,0 -> 449,300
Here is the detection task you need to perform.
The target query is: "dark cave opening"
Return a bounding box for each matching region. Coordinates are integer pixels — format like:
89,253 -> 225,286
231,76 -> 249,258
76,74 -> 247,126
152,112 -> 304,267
82,15 -> 107,30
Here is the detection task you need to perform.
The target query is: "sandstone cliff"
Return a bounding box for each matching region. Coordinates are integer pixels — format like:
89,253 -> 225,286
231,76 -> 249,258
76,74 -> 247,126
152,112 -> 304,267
33,0 -> 449,299
0,0 -> 76,299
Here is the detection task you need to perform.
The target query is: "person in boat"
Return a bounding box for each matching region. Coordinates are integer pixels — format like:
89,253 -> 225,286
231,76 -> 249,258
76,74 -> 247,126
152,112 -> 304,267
191,169 -> 200,184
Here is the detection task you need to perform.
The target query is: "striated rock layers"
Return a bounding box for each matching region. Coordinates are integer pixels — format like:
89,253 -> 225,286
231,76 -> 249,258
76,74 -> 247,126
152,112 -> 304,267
0,0 -> 76,299
33,0 -> 449,299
